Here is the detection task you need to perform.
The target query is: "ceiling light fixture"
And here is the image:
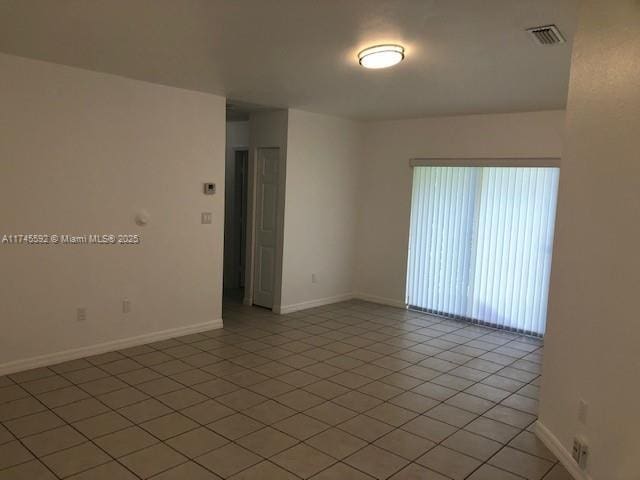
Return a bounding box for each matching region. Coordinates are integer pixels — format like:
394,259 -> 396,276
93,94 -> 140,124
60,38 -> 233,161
358,44 -> 405,69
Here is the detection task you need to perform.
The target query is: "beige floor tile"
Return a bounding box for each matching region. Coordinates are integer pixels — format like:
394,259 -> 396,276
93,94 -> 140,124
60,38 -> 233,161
180,399 -> 234,425
118,398 -> 173,424
0,385 -> 29,403
97,387 -> 149,409
66,461 -> 139,480
73,411 -> 132,438
0,424 -> 14,444
374,429 -> 435,460
272,444 -> 336,479
388,391 -> 439,413
501,394 -> 539,416
508,430 -> 556,461
196,443 -> 261,478
140,412 -> 199,440
401,416 -> 457,443
117,368 -> 163,386
0,460 -> 57,480
273,413 -> 329,440
411,382 -> 457,402
358,381 -> 404,401
79,376 -> 128,396
120,443 -> 187,478
137,377 -> 184,397
345,445 -> 408,479
0,397 -> 47,421
216,389 -> 267,410
277,370 -> 320,387
484,405 -> 536,429
9,368 -> 55,384
445,392 -> 495,414
62,367 -> 110,385
236,426 -> 298,457
488,446 -> 554,480
329,372 -> 372,389
303,380 -> 350,400
365,403 -> 418,427
0,302 -> 556,480
333,391 -> 382,412
229,460 -> 298,479
95,426 -> 159,457
338,414 -> 394,442
417,445 -> 481,480
467,464 -> 524,480
442,429 -> 502,460
208,413 -> 264,440
166,427 -> 228,458
22,425 -> 85,456
276,389 -> 325,411
464,417 -> 520,443
425,403 -> 477,428
542,463 -> 573,480
4,411 -> 65,438
243,400 -> 296,424
0,440 -> 34,469
249,379 -> 296,397
156,388 -> 207,410
306,428 -> 367,459
310,462 -> 375,479
42,443 -> 111,478
150,461 -> 222,480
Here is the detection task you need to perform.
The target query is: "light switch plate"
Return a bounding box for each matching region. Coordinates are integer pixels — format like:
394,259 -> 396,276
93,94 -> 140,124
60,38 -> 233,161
201,212 -> 212,224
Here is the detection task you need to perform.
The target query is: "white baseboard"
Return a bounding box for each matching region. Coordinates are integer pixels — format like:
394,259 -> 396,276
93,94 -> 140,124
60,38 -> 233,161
278,293 -> 355,314
535,421 -> 592,480
0,319 -> 223,377
353,292 -> 407,309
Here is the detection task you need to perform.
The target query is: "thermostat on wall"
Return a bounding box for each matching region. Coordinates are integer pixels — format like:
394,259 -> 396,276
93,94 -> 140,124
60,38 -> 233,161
204,183 -> 216,195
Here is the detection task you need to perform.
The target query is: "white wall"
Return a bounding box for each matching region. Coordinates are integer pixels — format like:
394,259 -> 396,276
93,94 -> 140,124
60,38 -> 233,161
537,1 -> 640,479
355,110 -> 566,306
0,54 -> 226,374
280,109 -> 363,312
223,121 -> 249,288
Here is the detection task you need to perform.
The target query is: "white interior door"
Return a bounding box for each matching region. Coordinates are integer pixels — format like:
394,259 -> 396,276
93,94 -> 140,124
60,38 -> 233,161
252,147 -> 280,308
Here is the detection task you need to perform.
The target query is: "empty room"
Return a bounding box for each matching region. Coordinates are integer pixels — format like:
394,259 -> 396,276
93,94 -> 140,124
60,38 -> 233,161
0,1 -> 638,479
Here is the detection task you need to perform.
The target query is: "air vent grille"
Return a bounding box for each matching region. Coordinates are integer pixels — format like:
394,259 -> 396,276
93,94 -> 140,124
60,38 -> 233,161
527,25 -> 566,45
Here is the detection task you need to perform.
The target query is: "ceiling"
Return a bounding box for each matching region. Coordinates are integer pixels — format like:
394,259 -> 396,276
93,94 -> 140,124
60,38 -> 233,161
0,0 -> 579,120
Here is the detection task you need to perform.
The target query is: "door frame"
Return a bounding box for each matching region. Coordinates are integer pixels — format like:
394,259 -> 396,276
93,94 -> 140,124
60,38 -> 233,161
243,145 -> 287,312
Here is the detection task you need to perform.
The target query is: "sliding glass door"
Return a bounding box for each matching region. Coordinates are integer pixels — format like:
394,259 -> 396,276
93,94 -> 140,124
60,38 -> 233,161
406,165 -> 559,336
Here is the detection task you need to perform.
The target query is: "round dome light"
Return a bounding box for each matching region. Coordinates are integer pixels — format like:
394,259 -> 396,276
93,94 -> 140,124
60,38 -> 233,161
358,44 -> 405,69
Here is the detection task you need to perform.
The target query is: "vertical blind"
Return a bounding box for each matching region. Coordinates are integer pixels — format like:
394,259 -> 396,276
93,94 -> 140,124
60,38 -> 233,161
406,165 -> 559,336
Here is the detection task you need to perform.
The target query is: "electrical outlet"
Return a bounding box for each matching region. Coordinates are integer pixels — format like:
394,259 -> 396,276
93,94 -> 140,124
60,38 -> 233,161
123,299 -> 131,314
572,437 -> 589,469
579,442 -> 589,469
77,307 -> 87,322
311,273 -> 318,283
572,438 -> 581,463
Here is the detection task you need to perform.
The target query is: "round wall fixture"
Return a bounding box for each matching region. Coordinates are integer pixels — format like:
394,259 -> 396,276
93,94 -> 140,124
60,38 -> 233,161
358,44 -> 405,69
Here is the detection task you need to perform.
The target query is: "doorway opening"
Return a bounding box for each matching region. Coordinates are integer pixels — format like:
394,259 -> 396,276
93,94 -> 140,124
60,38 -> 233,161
223,102 -> 287,313
223,148 -> 249,303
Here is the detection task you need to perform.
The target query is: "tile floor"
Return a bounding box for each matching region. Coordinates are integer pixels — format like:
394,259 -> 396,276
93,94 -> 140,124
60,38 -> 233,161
0,300 -> 573,480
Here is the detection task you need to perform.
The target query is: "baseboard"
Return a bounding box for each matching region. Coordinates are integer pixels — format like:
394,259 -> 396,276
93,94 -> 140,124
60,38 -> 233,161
0,319 -> 224,377
353,292 -> 407,309
278,293 -> 355,314
535,421 -> 592,480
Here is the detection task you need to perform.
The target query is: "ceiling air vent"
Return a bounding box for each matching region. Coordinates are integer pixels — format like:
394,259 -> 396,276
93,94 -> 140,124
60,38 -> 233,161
527,24 -> 566,45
